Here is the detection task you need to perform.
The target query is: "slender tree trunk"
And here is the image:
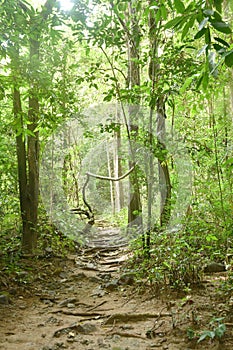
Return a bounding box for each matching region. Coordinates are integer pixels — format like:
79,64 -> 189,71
230,69 -> 233,123
106,144 -> 115,213
147,2 -> 172,229
113,114 -> 124,212
13,85 -> 28,239
127,0 -> 142,229
157,97 -> 172,227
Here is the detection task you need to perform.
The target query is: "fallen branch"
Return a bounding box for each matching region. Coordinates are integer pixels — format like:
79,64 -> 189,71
106,330 -> 147,340
51,310 -> 104,317
103,312 -> 171,325
87,300 -> 107,312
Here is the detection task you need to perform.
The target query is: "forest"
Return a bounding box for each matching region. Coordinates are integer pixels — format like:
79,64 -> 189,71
0,0 -> 233,349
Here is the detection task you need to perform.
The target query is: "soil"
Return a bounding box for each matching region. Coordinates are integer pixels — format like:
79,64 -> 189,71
0,228 -> 233,350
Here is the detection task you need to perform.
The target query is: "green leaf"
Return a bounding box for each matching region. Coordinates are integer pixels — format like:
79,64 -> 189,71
202,71 -> 209,90
164,16 -> 184,29
211,21 -> 232,34
213,11 -> 222,21
103,94 -> 113,102
223,157 -> 233,167
197,44 -> 209,57
155,8 -> 162,23
214,324 -> 226,338
213,43 -> 226,54
203,9 -> 214,16
199,17 -> 209,31
208,51 -> 216,73
198,331 -> 215,343
182,16 -> 195,39
196,74 -> 203,90
160,5 -> 168,20
214,0 -> 222,13
206,233 -> 218,242
225,51 -> 233,67
174,0 -> 185,13
214,37 -> 230,47
205,27 -> 211,44
194,27 -> 206,39
180,76 -> 193,93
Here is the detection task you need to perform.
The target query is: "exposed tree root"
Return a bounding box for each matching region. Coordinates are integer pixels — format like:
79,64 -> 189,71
106,330 -> 147,340
103,312 -> 171,325
51,310 -> 104,317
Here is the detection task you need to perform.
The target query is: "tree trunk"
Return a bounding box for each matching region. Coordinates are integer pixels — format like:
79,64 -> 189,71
127,1 -> 142,230
19,0 -> 55,254
13,85 -> 28,241
106,144 -> 115,213
113,114 -> 124,212
148,2 -> 172,229
157,97 -> 172,227
21,35 -> 40,254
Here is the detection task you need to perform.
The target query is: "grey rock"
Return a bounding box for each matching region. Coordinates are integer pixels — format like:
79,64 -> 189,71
0,294 -> 9,305
89,276 -> 102,283
67,303 -> 75,308
98,273 -> 112,281
204,262 -> 226,273
118,272 -> 136,285
58,298 -> 77,307
104,279 -> 119,291
92,286 -> 106,297
76,323 -> 97,334
72,272 -> 86,281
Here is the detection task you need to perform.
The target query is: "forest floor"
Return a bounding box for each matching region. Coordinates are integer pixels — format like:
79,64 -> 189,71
0,226 -> 233,350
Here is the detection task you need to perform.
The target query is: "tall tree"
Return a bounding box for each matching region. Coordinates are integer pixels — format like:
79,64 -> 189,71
4,0 -> 58,254
125,1 -> 143,229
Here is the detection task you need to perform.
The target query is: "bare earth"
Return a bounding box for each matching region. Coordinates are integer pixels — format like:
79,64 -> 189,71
0,235 -> 233,350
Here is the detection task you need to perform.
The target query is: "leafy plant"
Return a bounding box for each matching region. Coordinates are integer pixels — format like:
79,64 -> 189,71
198,317 -> 226,343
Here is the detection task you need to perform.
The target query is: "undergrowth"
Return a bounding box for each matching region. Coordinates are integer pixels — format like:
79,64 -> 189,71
127,216 -> 232,291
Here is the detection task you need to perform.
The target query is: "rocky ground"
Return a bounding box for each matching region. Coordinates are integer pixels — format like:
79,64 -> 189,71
0,227 -> 233,350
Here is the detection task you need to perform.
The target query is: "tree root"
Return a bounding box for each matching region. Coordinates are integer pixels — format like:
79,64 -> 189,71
103,312 -> 171,325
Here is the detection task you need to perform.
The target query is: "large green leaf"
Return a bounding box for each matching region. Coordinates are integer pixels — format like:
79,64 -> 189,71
160,5 -> 168,20
214,37 -> 230,48
211,21 -> 232,34
194,27 -> 206,40
214,0 -> 223,13
203,9 -> 214,16
213,43 -> 226,54
164,16 -> 184,29
174,0 -> 185,14
181,16 -> 195,39
225,51 -> 233,67
199,17 -> 209,31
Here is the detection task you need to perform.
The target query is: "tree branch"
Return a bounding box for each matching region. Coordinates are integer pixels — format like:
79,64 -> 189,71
86,165 -> 135,182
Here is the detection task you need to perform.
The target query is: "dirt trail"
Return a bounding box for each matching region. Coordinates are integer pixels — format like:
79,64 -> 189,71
0,226 -> 233,350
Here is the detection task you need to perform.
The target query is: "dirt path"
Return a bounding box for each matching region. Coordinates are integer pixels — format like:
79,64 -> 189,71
0,228 -> 233,350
